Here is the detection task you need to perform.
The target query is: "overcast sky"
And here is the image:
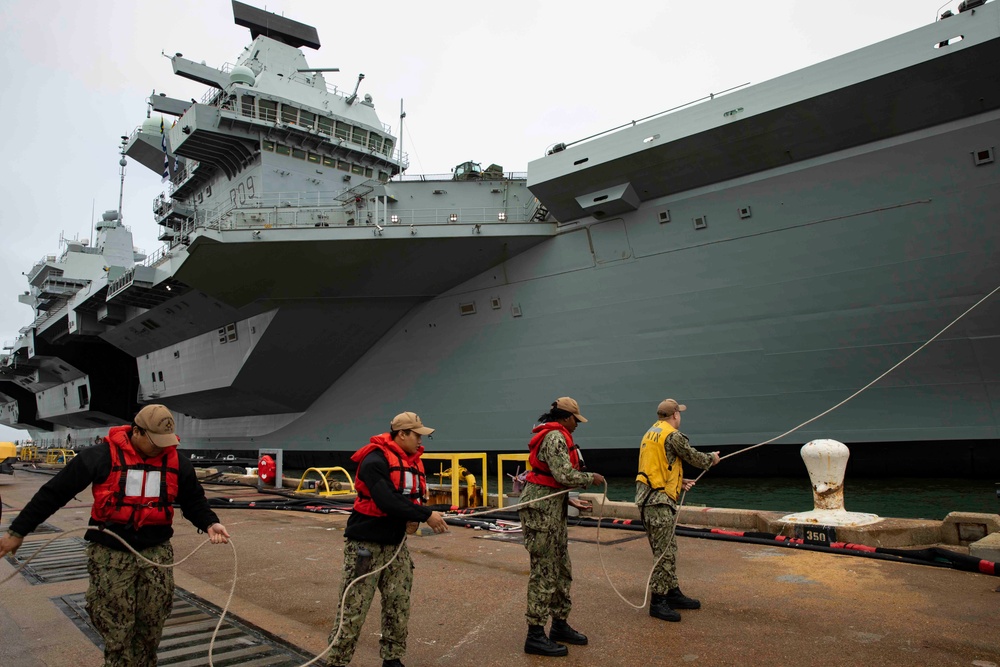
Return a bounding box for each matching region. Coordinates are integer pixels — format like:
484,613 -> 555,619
0,0 -> 952,440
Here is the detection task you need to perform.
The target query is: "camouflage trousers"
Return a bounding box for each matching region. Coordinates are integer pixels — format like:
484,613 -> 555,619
642,503 -> 679,593
522,523 -> 573,626
85,541 -> 175,667
327,539 -> 413,666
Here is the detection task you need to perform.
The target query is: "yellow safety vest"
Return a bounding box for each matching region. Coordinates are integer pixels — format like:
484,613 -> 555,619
636,420 -> 683,501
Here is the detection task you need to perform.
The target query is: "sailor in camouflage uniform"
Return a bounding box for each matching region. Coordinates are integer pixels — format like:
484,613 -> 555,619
518,397 -> 606,657
636,399 -> 719,622
0,404 -> 230,667
327,412 -> 448,667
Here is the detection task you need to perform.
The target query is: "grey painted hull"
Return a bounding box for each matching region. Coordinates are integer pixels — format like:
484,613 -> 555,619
179,110 -> 1000,454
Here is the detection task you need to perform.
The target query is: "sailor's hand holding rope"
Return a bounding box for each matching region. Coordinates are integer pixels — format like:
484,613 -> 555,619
569,473 -> 605,511
0,532 -> 24,558
206,522 -> 232,544
424,511 -> 450,534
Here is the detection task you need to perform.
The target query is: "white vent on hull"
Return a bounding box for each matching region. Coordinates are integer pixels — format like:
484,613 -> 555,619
973,147 -> 995,165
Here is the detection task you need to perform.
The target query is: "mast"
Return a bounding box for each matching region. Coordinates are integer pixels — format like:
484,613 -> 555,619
117,135 -> 128,223
399,99 -> 406,177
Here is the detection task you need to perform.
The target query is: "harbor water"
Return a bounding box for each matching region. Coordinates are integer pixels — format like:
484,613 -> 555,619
599,476 -> 1000,521
288,468 -> 998,521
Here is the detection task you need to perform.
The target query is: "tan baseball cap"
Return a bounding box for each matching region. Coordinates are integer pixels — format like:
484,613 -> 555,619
657,398 -> 687,418
390,411 -> 435,435
554,397 -> 588,422
134,404 -> 180,447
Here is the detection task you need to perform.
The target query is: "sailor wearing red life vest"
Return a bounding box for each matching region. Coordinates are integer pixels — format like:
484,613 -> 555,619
518,397 -> 606,658
0,404 -> 230,666
327,411 -> 448,667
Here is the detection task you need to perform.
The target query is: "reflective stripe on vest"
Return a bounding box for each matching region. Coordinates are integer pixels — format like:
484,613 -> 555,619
91,426 -> 180,529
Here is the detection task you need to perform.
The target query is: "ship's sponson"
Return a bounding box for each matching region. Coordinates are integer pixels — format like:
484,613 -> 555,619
528,3 -> 1000,222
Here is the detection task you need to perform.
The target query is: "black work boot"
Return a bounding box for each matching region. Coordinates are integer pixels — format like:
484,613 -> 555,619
665,587 -> 701,609
525,624 -> 569,656
382,660 -> 404,667
549,618 -> 588,645
649,593 -> 681,622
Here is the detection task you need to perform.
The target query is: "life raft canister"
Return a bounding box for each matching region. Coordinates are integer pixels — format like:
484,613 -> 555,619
258,454 -> 276,484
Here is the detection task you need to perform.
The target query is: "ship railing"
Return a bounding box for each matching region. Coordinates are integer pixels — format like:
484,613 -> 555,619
235,105 -> 396,152
153,194 -> 169,218
29,302 -> 68,331
395,171 -> 528,182
153,192 -> 195,221
152,194 -> 542,249
143,187 -> 543,265
106,269 -> 137,301
559,82 -> 750,151
201,87 -> 225,107
169,160 -> 199,195
211,206 -> 535,230
192,189 -> 362,230
202,62 -> 349,100
126,122 -> 171,146
143,245 -> 174,269
255,191 -> 370,209
38,278 -> 89,298
26,256 -> 57,284
200,74 -> 394,135
126,123 -> 158,147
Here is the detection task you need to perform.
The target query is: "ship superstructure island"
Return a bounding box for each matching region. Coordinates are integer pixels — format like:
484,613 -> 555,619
2,0 -> 998,475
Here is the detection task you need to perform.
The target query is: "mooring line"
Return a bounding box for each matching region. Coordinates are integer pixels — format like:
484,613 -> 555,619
4,283 -> 997,660
0,491 -> 570,667
594,281 -> 1000,609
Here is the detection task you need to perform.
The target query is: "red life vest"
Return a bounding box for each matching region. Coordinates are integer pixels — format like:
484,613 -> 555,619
352,434 -> 427,517
91,426 -> 180,529
525,422 -> 582,489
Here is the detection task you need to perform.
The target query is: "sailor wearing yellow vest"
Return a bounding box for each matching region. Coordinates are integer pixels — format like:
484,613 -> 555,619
636,398 -> 720,622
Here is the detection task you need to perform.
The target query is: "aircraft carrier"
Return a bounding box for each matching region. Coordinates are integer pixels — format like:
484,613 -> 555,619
2,0 -> 998,476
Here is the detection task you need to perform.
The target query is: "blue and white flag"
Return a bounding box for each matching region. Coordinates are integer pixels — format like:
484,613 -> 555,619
160,117 -> 169,183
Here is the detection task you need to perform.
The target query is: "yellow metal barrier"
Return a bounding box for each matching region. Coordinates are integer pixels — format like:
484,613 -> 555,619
44,449 -> 77,465
497,453 -> 531,509
18,445 -> 40,463
422,453 -> 487,509
295,467 -> 355,496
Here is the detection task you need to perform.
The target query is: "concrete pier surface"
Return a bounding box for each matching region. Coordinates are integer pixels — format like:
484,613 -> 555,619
2,470 -> 999,667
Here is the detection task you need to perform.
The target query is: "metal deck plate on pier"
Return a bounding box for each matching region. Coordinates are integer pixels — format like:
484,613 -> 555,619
4,536 -> 88,584
0,519 -> 62,536
55,588 -> 312,666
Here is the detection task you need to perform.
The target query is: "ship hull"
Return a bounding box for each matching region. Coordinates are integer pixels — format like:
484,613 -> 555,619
170,110 -> 1000,470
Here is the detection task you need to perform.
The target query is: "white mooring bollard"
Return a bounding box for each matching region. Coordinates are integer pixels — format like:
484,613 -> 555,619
780,439 -> 881,527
